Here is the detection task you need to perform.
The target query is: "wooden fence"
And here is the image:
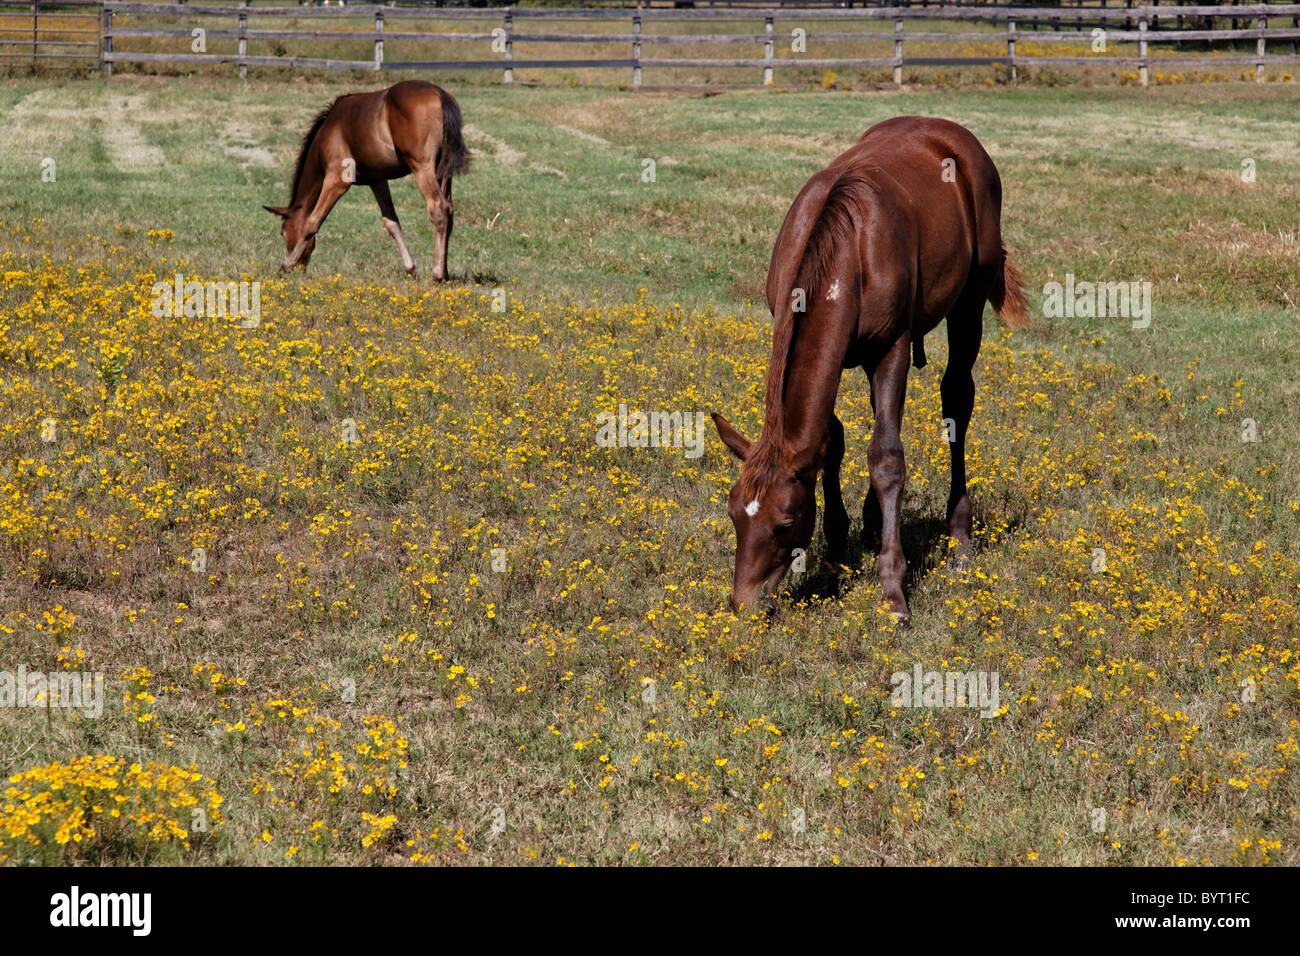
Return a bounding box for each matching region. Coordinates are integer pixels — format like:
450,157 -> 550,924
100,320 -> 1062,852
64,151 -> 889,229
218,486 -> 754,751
0,0 -> 101,66
90,3 -> 1300,85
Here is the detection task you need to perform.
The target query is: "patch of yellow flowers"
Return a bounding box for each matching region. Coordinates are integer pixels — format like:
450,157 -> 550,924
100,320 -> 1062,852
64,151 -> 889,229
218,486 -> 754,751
0,755 -> 224,864
1,225 -> 1296,865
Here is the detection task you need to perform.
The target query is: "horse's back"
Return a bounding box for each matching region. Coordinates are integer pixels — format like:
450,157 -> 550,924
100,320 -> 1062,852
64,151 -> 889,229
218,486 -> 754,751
847,117 -> 1004,311
383,81 -> 460,167
841,116 -> 995,185
787,116 -> 1006,339
383,80 -> 444,111
849,116 -> 1001,246
323,82 -> 448,180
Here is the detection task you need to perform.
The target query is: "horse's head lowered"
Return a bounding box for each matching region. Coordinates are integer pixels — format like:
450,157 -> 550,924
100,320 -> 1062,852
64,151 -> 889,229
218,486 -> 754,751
262,205 -> 315,271
711,413 -> 820,611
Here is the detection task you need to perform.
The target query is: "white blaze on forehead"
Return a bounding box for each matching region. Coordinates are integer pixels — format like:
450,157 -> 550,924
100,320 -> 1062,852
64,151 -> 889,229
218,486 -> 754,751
744,498 -> 761,517
826,280 -> 841,301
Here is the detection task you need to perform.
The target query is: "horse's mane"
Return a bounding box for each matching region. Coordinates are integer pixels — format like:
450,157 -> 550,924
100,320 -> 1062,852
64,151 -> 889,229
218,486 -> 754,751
740,171 -> 873,502
289,97 -> 345,203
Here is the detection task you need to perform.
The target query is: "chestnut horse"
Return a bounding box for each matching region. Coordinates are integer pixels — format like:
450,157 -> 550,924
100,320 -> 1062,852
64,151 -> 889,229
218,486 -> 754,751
712,116 -> 1030,619
263,80 -> 470,280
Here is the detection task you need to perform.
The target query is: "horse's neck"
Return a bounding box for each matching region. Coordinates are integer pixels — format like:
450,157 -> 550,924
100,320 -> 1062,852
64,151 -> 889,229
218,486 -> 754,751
774,319 -> 848,459
294,182 -> 322,215
768,219 -> 862,462
292,145 -> 326,213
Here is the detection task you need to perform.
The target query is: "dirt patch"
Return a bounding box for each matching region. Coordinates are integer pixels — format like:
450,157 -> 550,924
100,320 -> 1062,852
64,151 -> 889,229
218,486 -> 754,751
463,123 -> 567,179
1184,217 -> 1299,257
222,123 -> 276,167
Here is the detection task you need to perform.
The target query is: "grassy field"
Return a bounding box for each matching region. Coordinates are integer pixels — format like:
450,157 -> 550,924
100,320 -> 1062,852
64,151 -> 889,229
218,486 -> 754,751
0,76 -> 1298,865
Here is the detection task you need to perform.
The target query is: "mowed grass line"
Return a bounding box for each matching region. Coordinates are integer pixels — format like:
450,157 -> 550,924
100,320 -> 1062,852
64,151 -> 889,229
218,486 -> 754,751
0,78 -> 1297,865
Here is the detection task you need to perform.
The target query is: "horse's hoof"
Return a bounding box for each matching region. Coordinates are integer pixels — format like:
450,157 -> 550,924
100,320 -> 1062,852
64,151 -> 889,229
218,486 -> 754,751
405,267 -> 417,280
948,553 -> 971,573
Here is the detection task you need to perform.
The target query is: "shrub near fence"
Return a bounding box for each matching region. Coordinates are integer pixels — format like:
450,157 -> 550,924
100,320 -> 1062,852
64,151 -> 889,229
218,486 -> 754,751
32,2 -> 1300,85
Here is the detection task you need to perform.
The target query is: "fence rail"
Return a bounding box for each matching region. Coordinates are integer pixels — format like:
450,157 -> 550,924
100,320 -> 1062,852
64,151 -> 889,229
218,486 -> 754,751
0,0 -> 100,66
86,3 -> 1300,85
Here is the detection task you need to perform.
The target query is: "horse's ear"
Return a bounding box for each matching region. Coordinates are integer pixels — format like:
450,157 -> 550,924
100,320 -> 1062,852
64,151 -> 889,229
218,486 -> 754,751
711,412 -> 751,462
263,205 -> 290,219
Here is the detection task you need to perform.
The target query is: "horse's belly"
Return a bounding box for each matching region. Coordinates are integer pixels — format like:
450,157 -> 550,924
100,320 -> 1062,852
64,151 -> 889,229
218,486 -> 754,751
917,266 -> 972,325
352,144 -> 408,185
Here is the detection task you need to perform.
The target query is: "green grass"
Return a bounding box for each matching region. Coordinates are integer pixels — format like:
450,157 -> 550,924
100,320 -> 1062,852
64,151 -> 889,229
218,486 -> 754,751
0,76 -> 1298,866
4,77 -> 1298,314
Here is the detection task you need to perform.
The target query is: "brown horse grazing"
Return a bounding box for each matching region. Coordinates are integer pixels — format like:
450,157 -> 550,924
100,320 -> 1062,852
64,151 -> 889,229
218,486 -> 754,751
712,116 -> 1030,619
263,80 -> 469,280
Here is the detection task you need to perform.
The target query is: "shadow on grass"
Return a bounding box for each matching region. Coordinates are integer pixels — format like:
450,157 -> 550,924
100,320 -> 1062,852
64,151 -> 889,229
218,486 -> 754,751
786,513 -> 973,611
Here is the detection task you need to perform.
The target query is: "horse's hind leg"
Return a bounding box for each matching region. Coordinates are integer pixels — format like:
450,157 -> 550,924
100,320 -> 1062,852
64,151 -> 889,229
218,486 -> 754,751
371,181 -> 416,279
822,413 -> 849,562
861,385 -> 882,550
941,288 -> 987,568
867,334 -> 912,619
441,175 -> 455,258
410,162 -> 452,282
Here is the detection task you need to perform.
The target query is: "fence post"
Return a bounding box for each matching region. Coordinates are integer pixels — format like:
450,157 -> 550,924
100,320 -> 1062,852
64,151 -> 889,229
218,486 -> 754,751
375,8 -> 384,71
893,17 -> 903,86
1138,14 -> 1147,87
32,0 -> 38,67
633,12 -> 641,89
1256,14 -> 1266,82
504,10 -> 513,84
238,1 -> 248,80
763,15 -> 773,86
103,6 -> 111,75
1007,17 -> 1016,83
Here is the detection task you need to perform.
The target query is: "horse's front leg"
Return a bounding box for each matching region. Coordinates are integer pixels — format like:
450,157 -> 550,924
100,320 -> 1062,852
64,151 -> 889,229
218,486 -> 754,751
822,413 -> 849,562
866,334 -> 912,619
283,170 -> 349,271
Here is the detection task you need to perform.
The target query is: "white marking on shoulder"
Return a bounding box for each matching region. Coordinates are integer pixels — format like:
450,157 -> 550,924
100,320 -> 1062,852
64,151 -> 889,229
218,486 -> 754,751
826,280 -> 841,301
744,498 -> 761,517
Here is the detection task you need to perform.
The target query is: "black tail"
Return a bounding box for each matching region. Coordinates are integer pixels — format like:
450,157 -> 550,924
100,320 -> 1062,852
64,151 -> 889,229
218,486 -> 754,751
436,87 -> 470,180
